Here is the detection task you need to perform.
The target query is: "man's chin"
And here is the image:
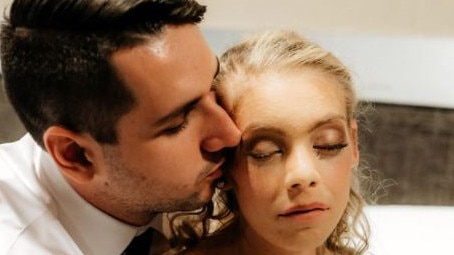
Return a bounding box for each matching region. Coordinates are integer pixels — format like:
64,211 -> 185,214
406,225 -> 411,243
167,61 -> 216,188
194,186 -> 216,207
150,185 -> 216,214
175,188 -> 214,212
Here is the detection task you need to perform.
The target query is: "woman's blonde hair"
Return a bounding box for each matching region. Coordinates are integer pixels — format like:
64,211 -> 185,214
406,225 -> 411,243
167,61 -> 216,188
170,30 -> 371,255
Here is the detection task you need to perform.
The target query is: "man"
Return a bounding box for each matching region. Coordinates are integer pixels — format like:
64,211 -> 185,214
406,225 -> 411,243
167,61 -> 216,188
0,0 -> 240,254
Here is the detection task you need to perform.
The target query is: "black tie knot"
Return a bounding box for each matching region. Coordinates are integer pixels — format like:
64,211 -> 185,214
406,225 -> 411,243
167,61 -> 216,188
123,228 -> 154,255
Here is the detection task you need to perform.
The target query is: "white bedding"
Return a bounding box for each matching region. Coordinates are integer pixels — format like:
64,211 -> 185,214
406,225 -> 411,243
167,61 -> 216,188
365,205 -> 454,254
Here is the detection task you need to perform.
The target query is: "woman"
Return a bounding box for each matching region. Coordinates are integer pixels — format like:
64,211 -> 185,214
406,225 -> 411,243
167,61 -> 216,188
169,30 -> 370,255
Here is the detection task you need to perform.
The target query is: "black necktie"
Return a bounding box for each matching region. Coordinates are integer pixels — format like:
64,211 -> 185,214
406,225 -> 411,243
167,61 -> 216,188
123,228 -> 154,255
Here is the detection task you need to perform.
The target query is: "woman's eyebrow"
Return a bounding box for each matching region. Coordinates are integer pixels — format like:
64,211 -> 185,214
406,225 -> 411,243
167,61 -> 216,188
308,115 -> 347,133
242,125 -> 287,139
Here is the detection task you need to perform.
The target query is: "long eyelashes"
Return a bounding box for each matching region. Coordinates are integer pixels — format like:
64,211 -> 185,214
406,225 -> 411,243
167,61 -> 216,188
313,143 -> 348,151
248,143 -> 347,162
249,150 -> 283,162
313,143 -> 348,158
161,102 -> 197,136
162,118 -> 189,135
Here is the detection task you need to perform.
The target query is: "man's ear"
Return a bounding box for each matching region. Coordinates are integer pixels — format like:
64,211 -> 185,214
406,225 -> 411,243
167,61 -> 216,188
43,126 -> 98,183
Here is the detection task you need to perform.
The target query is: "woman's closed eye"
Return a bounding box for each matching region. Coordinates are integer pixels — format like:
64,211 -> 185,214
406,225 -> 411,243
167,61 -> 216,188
313,143 -> 348,158
247,140 -> 283,162
249,149 -> 283,161
312,125 -> 349,158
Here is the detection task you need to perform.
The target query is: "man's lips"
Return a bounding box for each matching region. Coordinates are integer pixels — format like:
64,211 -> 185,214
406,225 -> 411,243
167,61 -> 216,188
205,160 -> 225,180
279,203 -> 329,217
206,168 -> 223,179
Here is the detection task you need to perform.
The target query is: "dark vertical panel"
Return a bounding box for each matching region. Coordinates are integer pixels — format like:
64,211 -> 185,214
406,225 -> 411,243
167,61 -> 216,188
0,78 -> 25,142
360,103 -> 454,205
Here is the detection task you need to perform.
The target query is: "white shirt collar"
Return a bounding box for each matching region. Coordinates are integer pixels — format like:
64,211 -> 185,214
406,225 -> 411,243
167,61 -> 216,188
38,149 -> 141,255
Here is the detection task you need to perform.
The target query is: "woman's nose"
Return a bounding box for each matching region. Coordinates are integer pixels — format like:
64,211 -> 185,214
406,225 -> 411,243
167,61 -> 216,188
285,148 -> 321,196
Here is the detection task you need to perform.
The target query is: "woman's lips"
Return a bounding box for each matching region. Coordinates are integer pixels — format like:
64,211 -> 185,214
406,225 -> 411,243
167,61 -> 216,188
279,203 -> 329,217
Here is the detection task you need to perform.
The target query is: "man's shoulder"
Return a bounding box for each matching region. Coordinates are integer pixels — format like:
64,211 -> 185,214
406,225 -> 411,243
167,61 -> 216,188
0,134 -> 41,174
0,209 -> 82,254
0,134 -> 47,206
0,134 -> 63,253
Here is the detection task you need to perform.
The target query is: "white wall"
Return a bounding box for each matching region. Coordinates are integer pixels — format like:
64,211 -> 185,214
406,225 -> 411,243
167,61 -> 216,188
0,0 -> 453,108
197,0 -> 454,109
366,205 -> 454,255
200,0 -> 454,37
204,29 -> 454,109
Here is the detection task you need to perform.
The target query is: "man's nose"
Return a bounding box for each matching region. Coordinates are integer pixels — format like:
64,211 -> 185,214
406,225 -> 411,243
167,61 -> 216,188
200,94 -> 241,153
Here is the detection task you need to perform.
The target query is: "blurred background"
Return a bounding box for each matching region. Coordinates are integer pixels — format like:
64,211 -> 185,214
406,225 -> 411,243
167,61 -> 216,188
1,0 -> 453,206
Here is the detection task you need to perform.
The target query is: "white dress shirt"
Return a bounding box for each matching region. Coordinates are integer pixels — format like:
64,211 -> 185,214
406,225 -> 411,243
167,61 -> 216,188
0,134 -> 151,255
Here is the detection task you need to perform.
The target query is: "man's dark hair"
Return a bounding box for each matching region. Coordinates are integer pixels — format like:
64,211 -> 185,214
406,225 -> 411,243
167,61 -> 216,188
0,0 -> 206,147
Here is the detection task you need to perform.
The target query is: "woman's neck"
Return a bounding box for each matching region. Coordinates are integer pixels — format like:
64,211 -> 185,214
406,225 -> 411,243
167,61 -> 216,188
186,220 -> 329,255
230,220 -> 318,255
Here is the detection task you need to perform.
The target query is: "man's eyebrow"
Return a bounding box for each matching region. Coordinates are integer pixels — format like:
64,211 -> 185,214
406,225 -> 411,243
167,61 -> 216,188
153,98 -> 200,128
154,57 -> 218,128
